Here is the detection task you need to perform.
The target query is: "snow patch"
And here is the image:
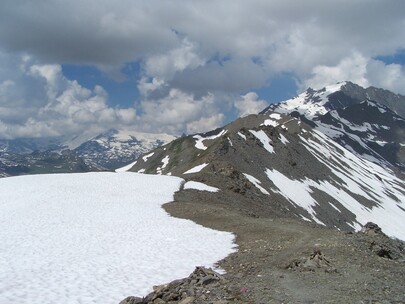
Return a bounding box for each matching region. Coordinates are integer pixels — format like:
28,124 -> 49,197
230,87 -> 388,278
184,163 -> 209,174
262,119 -> 279,127
279,134 -> 289,145
243,173 -> 269,195
238,132 -> 246,140
184,181 -> 219,192
249,130 -> 274,153
193,130 -> 227,150
265,168 -> 325,226
115,160 -> 137,172
269,113 -> 282,120
143,152 -> 155,162
297,129 -> 405,240
156,155 -> 170,175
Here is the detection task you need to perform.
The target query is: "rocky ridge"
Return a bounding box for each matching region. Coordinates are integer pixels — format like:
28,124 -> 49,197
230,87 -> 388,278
119,82 -> 405,302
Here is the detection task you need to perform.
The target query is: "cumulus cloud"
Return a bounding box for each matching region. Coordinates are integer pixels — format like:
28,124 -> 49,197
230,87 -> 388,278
138,78 -> 225,134
1,1 -> 404,85
0,1 -> 405,138
234,92 -> 268,117
302,53 -> 405,94
0,53 -> 137,139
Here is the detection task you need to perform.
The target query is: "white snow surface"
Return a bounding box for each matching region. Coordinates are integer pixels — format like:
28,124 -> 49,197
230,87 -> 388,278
279,134 -> 289,145
295,130 -> 405,239
142,152 -> 154,162
156,155 -> 170,174
243,173 -> 269,195
193,130 -> 227,150
237,132 -> 246,140
115,160 -> 137,172
184,181 -> 220,192
0,172 -> 235,303
262,119 -> 279,127
183,163 -> 209,174
274,82 -> 345,118
249,130 -> 274,153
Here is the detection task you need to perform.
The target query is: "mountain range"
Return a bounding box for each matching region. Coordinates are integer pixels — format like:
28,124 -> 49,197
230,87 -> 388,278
0,129 -> 176,177
126,81 -> 405,240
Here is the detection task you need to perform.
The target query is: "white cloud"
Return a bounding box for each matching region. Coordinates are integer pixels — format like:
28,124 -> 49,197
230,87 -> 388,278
1,1 -> 404,93
0,1 -> 405,138
137,77 -> 225,134
235,92 -> 268,117
302,53 -> 405,94
0,53 -> 137,139
144,38 -> 205,80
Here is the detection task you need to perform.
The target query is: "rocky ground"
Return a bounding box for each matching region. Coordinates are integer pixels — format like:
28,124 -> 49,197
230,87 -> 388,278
120,188 -> 405,304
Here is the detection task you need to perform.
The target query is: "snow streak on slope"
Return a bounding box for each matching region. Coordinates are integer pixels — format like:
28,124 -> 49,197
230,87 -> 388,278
115,160 -> 137,172
249,130 -> 274,153
293,130 -> 405,240
193,130 -> 227,150
184,163 -> 209,174
0,173 -> 235,304
184,181 -> 220,192
243,173 -> 269,195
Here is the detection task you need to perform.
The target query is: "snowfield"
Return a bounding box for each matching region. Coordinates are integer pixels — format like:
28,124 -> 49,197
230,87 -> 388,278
0,172 -> 236,304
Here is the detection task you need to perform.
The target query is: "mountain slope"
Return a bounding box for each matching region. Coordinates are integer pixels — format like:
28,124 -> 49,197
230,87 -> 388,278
262,81 -> 405,118
128,83 -> 405,241
262,82 -> 405,171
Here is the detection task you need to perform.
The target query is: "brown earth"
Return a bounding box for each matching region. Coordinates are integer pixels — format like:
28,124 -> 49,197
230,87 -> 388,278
157,189 -> 405,304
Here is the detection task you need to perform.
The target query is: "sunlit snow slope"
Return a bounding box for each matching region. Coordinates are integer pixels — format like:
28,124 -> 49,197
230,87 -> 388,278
0,172 -> 236,304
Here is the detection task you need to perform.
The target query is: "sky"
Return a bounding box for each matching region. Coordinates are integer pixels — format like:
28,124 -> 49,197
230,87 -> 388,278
0,0 -> 404,139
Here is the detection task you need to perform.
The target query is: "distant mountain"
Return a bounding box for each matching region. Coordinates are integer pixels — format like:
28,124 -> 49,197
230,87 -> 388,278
0,149 -> 100,177
0,129 -> 175,177
73,129 -> 176,169
126,82 -> 405,240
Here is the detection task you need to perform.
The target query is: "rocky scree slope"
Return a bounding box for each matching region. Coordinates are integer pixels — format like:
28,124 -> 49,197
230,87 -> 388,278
129,83 -> 405,241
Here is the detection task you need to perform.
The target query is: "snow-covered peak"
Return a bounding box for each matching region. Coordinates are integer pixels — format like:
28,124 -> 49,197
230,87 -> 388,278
71,129 -> 176,169
264,82 -> 347,118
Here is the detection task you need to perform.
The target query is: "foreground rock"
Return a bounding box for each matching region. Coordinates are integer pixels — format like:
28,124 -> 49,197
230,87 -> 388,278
120,267 -> 239,304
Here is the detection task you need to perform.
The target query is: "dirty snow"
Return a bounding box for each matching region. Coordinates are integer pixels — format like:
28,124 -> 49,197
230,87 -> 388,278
0,172 -> 235,303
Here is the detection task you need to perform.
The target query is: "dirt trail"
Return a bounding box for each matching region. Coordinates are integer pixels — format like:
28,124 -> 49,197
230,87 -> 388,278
163,190 -> 405,304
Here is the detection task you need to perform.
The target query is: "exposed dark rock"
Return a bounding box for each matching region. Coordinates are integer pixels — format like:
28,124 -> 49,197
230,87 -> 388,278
121,267 -> 230,304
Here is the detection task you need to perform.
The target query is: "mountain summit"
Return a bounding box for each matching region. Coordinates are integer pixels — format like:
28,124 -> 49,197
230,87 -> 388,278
127,82 -> 405,241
